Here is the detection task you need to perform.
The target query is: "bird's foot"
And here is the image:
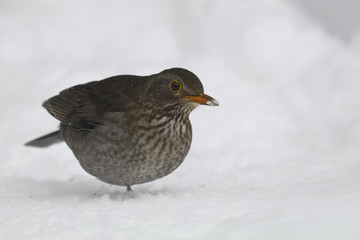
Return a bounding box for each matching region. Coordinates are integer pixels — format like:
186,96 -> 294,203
126,185 -> 132,192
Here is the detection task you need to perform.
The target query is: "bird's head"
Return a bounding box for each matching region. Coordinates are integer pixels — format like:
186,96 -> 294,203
145,68 -> 218,112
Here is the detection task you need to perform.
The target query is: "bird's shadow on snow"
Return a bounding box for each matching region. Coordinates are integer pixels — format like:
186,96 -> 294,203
1,176 -> 182,202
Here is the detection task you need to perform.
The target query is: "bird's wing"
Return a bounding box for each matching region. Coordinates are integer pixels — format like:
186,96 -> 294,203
43,76 -> 134,130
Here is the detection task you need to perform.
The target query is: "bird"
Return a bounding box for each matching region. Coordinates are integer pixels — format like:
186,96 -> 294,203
25,68 -> 218,191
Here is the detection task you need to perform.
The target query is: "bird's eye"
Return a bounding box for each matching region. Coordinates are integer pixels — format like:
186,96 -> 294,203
170,80 -> 181,92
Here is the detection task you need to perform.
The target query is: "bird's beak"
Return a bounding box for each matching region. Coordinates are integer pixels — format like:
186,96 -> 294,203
184,94 -> 219,106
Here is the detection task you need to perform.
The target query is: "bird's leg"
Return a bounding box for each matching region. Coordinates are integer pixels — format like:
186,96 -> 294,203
126,185 -> 132,192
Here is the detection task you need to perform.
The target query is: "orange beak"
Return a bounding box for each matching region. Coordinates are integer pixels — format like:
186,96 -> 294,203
184,93 -> 219,106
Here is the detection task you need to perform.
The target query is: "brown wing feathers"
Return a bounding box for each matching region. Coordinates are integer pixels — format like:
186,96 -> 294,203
43,82 -> 101,130
42,77 -> 134,130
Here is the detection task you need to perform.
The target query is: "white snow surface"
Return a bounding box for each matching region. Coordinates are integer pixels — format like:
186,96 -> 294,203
1,1 -> 360,239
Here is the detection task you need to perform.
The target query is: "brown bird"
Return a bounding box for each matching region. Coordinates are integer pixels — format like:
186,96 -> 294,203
26,68 -> 218,191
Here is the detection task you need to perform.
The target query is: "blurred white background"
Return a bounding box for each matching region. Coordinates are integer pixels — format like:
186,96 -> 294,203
1,1 -> 360,239
295,0 -> 360,41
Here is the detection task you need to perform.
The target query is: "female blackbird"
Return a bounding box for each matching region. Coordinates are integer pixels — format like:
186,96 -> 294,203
26,68 -> 218,191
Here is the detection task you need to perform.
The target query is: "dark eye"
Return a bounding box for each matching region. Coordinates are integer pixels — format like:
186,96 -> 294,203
170,80 -> 181,92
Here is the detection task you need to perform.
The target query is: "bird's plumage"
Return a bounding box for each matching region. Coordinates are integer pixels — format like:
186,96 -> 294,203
26,68 -> 218,191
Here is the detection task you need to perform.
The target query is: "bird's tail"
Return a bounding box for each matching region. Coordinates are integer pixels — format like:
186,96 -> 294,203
25,130 -> 63,148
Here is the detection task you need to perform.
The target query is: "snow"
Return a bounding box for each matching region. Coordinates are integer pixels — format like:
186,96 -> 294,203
1,0 -> 360,239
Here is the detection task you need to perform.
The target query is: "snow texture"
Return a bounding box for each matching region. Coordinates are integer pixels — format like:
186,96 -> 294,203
1,0 -> 360,239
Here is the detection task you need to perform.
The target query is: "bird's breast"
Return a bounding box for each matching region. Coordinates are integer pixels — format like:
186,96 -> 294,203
65,110 -> 193,186
130,113 -> 193,160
